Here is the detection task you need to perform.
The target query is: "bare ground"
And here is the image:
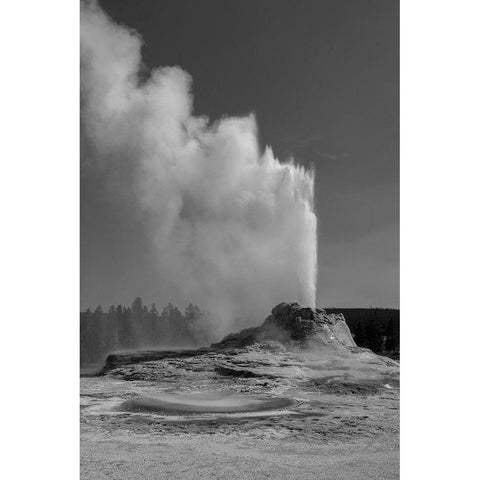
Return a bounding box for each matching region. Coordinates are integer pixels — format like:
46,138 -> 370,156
81,346 -> 399,479
81,432 -> 398,480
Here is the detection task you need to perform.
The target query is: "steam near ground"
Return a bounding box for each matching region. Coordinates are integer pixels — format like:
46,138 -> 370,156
81,0 -> 318,337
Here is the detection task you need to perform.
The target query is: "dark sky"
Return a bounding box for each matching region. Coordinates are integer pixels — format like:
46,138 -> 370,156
81,0 -> 399,309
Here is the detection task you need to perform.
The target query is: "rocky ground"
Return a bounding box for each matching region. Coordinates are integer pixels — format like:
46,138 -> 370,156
81,303 -> 399,479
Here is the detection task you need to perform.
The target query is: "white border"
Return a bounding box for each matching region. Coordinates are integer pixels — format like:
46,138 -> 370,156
2,0 -> 480,478
401,0 -> 480,478
1,1 -> 79,478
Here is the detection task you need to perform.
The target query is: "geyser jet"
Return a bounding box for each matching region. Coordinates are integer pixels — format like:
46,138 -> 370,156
81,1 -> 317,337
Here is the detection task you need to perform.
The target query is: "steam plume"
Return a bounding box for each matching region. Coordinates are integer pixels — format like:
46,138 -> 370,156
81,1 -> 317,337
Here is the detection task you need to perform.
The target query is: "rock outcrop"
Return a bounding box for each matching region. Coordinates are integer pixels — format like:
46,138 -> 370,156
211,302 -> 356,350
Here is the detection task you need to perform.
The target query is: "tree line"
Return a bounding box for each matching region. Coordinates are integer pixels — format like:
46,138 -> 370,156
80,298 -> 400,365
325,308 -> 400,359
80,297 -> 210,365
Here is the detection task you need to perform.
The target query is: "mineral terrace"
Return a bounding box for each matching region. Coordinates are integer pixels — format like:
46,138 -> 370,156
81,302 -> 399,479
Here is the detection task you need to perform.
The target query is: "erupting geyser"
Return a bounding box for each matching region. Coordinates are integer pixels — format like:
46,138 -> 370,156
81,1 -> 317,336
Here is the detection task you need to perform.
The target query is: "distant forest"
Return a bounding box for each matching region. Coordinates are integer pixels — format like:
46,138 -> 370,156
80,297 -> 209,365
80,297 -> 400,365
325,308 -> 399,360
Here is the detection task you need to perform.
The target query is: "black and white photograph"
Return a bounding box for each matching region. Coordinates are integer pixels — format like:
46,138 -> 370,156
7,1 -> 480,479
80,0 -> 399,478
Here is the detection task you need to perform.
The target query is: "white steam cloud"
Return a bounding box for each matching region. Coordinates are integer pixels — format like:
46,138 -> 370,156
81,1 -> 317,336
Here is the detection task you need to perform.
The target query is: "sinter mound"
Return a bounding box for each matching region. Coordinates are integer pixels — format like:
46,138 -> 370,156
211,302 -> 356,349
98,302 -> 367,376
96,301 -> 398,403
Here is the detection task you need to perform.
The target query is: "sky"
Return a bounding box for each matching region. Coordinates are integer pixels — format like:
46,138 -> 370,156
81,0 -> 399,310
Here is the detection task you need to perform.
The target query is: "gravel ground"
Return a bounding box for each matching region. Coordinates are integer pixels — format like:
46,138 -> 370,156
81,431 -> 399,480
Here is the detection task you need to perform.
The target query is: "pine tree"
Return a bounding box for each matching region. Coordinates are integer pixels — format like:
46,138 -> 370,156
364,312 -> 383,353
184,304 -> 205,344
107,305 -> 118,351
149,303 -> 161,344
162,303 -> 183,344
353,321 -> 366,347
